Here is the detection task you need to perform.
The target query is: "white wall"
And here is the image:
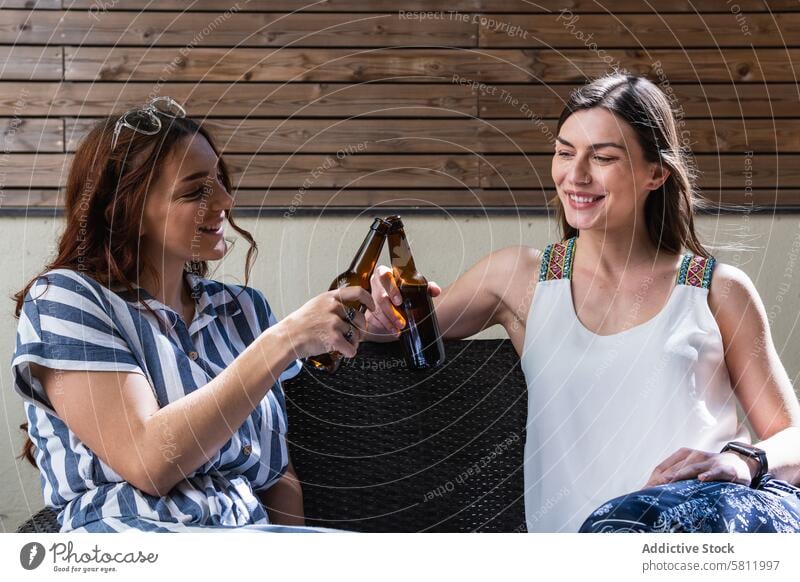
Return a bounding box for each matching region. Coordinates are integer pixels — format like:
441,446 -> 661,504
1,213 -> 798,531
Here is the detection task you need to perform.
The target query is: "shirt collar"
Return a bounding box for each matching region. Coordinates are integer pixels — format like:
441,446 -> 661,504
117,271 -> 241,335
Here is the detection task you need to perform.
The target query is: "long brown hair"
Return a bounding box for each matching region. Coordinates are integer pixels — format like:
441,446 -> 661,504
14,110 -> 258,466
555,73 -> 711,257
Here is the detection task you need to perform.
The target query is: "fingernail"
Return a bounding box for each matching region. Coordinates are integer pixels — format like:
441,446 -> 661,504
392,294 -> 401,306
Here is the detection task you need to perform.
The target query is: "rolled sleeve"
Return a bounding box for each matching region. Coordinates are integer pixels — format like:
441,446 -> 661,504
12,271 -> 144,415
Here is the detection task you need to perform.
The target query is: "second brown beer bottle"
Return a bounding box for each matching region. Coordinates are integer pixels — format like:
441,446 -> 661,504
386,215 -> 446,369
306,217 -> 391,374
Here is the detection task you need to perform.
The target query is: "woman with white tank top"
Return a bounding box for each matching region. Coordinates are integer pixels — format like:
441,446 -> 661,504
366,73 -> 800,532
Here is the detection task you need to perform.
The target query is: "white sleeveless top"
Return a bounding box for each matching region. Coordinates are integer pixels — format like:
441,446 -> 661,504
520,237 -> 750,532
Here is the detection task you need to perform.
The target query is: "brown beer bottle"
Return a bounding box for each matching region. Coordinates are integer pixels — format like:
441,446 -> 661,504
385,216 -> 445,369
306,217 -> 391,374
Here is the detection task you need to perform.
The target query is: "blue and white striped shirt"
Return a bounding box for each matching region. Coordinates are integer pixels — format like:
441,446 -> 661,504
12,268 -> 308,533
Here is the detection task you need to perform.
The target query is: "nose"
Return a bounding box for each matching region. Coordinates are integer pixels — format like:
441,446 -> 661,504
567,156 -> 592,185
210,180 -> 234,212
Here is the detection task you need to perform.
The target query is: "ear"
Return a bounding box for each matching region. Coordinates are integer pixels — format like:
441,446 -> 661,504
647,162 -> 670,191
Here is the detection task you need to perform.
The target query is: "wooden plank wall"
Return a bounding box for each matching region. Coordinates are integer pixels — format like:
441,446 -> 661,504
1,0 -> 799,213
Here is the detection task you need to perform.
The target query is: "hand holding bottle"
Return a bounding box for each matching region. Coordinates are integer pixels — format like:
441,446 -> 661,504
281,286 -> 374,360
367,216 -> 446,369
306,217 -> 391,373
366,265 -> 441,339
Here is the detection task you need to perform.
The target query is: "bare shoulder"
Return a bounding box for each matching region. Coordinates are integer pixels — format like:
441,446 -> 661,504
485,245 -> 543,273
708,262 -> 767,335
447,245 -> 543,303
482,245 -> 543,302
708,262 -> 760,312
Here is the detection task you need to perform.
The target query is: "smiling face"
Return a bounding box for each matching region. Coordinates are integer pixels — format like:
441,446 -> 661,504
140,133 -> 233,269
552,107 -> 669,234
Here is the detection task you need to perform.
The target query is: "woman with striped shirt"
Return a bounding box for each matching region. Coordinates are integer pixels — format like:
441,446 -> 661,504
12,98 -> 372,532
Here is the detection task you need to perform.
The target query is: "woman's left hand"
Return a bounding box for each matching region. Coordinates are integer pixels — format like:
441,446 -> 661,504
644,447 -> 754,488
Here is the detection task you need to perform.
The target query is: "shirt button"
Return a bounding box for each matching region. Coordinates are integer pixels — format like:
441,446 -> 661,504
242,445 -> 252,457
188,351 -> 198,360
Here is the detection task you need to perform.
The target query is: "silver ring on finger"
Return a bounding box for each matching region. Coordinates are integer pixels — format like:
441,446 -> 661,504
343,324 -> 355,342
344,306 -> 357,322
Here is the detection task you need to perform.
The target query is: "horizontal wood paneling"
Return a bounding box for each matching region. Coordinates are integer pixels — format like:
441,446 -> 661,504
9,11 -> 800,49
1,154 -> 480,188
2,11 -> 477,47
0,82 -> 477,117
59,1 -> 800,13
5,188 -> 794,211
0,188 -> 800,216
0,117 -> 62,151
0,46 -> 62,80
479,83 -> 800,119
2,82 -> 794,119
6,153 -> 796,189
0,188 -> 547,209
2,0 -> 59,7
2,3 -> 798,210
479,14 -> 800,48
63,48 -> 483,82
479,154 -> 800,188
477,49 -> 800,83
63,118 -> 800,154
62,47 -> 800,83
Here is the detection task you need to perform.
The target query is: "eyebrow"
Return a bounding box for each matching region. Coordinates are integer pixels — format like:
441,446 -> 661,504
180,170 -> 209,183
179,160 -> 222,184
556,137 -> 626,151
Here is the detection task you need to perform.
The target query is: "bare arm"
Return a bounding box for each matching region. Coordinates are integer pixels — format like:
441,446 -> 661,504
258,455 -> 305,526
710,264 -> 800,484
33,286 -> 374,498
366,246 -> 536,342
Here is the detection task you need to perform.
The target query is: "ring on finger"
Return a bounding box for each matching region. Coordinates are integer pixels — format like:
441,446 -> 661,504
344,306 -> 357,322
343,324 -> 355,342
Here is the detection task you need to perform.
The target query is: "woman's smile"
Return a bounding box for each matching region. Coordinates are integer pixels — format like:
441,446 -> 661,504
564,189 -> 607,211
197,222 -> 224,237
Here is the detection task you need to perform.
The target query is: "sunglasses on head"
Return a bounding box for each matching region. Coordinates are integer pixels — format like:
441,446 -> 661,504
111,96 -> 187,151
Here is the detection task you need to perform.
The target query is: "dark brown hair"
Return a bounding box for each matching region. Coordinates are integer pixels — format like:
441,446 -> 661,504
555,73 -> 711,257
14,110 -> 258,466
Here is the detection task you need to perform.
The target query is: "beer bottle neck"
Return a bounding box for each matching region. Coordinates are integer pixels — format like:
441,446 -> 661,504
348,228 -> 387,275
388,229 -> 420,278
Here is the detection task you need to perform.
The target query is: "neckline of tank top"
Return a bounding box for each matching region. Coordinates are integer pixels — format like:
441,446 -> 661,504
561,243 -> 702,340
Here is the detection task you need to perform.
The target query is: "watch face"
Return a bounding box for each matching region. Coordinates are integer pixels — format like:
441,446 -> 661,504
725,443 -> 768,481
729,442 -> 763,456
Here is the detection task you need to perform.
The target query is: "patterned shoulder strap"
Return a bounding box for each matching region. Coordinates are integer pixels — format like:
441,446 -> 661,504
676,254 -> 717,289
538,237 -> 576,282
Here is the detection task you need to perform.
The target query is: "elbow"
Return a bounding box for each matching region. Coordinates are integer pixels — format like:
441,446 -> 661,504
125,459 -> 178,498
95,424 -> 183,497
139,479 -> 172,499
128,469 -> 171,498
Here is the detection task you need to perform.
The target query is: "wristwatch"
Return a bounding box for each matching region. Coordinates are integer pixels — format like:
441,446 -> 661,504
720,441 -> 768,488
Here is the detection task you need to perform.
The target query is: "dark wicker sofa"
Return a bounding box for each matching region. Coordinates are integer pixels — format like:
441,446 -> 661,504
18,339 -> 528,533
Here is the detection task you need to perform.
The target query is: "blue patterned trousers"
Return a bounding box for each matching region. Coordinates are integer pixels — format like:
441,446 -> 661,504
579,474 -> 800,533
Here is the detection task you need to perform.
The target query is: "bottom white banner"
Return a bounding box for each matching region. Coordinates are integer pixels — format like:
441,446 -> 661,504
1,533 -> 798,581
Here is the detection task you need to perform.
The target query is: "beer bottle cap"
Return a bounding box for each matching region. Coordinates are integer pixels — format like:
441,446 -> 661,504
370,217 -> 392,234
385,215 -> 404,230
